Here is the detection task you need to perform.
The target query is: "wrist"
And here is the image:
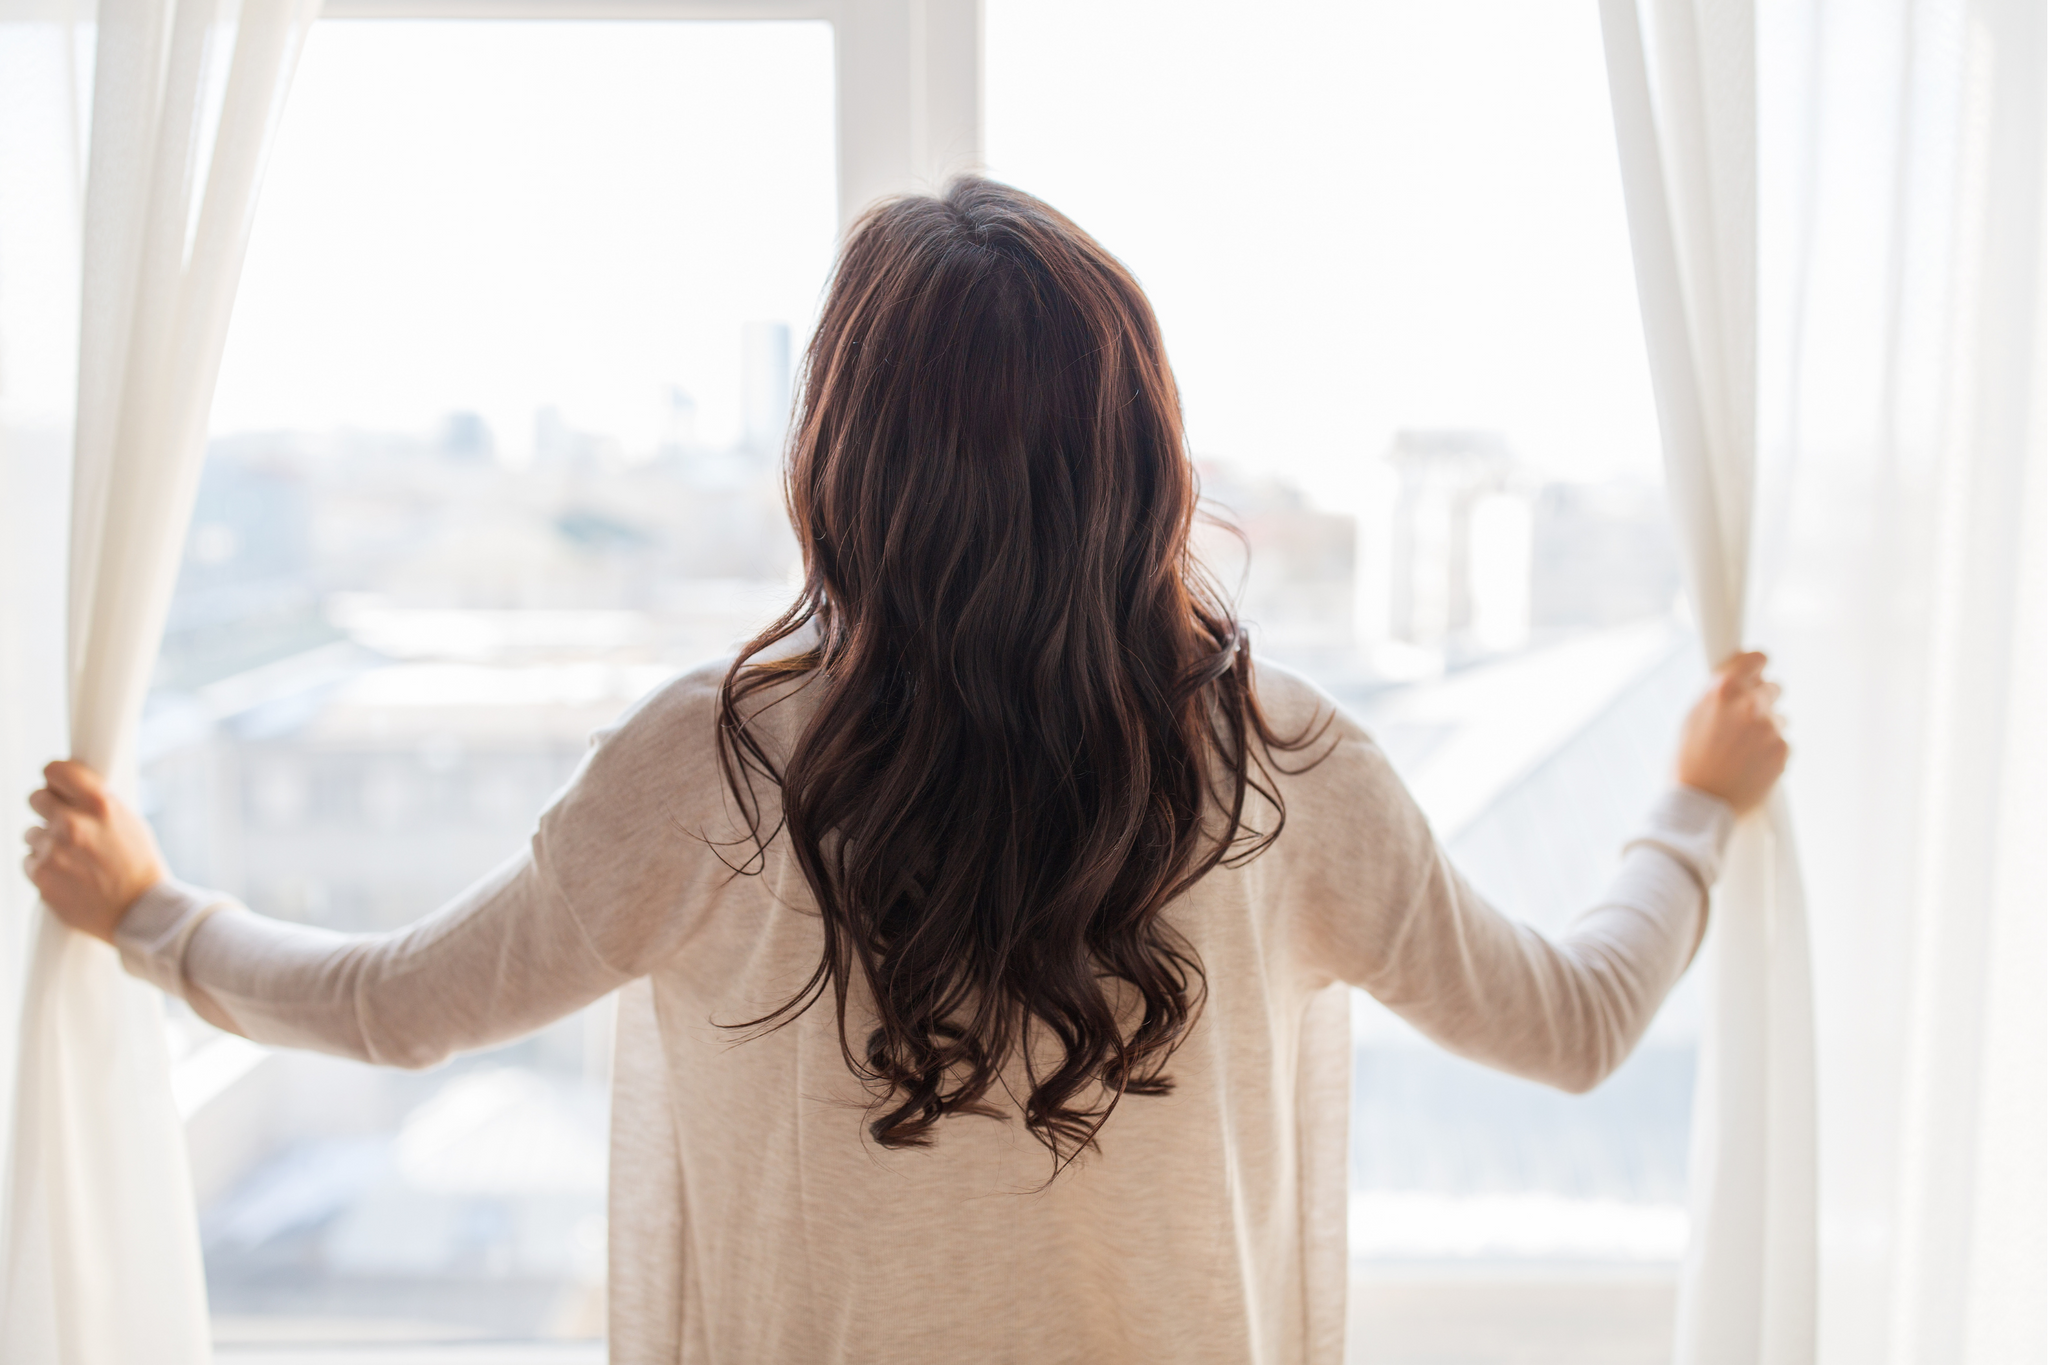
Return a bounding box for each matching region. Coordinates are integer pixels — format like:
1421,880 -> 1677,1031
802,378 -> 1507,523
113,878 -> 240,1000
1621,786 -> 1738,910
1672,770 -> 1752,816
106,865 -> 169,944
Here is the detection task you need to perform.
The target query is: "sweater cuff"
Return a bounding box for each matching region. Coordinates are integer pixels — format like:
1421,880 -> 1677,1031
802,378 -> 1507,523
1623,785 -> 1737,894
114,877 -> 238,999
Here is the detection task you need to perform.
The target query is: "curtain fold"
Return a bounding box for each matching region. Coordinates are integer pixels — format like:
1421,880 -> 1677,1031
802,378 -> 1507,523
0,1 -> 319,1360
1749,1 -> 2047,1361
1607,0 -> 2048,1361
1599,2 -> 1820,1363
0,3 -> 88,1242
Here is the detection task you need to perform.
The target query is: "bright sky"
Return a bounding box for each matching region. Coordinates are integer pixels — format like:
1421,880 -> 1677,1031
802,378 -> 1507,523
212,3 -> 1661,505
211,21 -> 840,456
983,0 -> 1660,505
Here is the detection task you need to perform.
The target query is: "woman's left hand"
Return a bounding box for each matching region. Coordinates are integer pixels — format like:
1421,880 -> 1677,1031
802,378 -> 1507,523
23,760 -> 166,944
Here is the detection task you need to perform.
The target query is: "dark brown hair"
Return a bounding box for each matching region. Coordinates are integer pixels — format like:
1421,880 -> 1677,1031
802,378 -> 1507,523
717,178 -> 1319,1165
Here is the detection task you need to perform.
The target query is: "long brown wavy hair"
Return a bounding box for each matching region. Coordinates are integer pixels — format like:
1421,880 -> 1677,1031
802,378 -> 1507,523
717,178 -> 1321,1165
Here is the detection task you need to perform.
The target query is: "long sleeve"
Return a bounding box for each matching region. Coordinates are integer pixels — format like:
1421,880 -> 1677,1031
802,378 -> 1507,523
114,853 -> 625,1068
1286,718 -> 1733,1093
113,664 -> 748,1068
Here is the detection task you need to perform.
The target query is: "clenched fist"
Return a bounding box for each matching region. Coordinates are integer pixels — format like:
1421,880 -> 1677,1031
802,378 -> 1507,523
22,760 -> 166,943
1676,651 -> 1790,815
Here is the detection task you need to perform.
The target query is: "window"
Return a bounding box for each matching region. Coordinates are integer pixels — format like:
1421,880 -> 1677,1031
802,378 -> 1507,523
983,1 -> 1694,1358
154,3 -> 1697,1357
148,18 -> 835,1348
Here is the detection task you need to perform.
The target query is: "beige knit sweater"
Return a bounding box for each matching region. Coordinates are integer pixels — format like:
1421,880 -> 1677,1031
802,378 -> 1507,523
117,658 -> 1730,1365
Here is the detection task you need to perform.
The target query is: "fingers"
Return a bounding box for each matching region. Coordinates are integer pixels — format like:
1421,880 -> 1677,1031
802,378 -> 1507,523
22,825 -> 55,893
1713,652 -> 1783,715
1715,655 -> 1766,699
42,761 -> 109,816
20,791 -> 82,863
35,807 -> 75,844
1746,681 -> 1785,727
1720,650 -> 1768,681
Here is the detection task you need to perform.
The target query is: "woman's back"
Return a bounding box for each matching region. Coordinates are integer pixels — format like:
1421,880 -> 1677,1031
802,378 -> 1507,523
538,653 -> 1720,1363
596,655 -> 1349,1364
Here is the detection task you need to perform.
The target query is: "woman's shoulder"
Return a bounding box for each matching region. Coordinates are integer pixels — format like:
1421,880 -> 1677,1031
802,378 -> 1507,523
586,656 -> 730,770
540,653 -> 820,875
1240,657 -> 1421,841
533,659 -> 730,846
601,617 -> 822,752
1246,655 -> 1371,747
580,652 -> 821,797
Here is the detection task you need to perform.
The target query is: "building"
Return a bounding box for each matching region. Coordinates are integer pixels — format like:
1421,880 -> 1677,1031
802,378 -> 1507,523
1379,429 -> 1535,664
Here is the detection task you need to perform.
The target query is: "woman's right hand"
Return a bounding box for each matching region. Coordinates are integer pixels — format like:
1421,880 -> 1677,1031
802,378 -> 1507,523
23,760 -> 167,943
1675,651 -> 1789,816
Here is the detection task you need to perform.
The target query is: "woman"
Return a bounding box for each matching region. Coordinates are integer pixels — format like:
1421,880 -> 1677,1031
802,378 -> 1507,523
25,179 -> 1785,1364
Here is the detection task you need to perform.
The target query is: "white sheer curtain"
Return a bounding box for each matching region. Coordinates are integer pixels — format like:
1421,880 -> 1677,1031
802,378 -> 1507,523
0,3 -> 88,1216
0,0 -> 319,1360
1606,0 -> 2048,1362
1600,3 -> 1819,1361
1754,0 -> 2047,1360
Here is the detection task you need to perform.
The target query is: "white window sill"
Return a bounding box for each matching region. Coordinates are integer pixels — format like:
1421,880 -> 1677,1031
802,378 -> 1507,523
216,1343 -> 602,1365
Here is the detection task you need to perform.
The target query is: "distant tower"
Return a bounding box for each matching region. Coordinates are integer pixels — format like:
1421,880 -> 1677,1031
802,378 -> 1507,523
1383,429 -> 1532,659
440,410 -> 492,460
741,322 -> 792,454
